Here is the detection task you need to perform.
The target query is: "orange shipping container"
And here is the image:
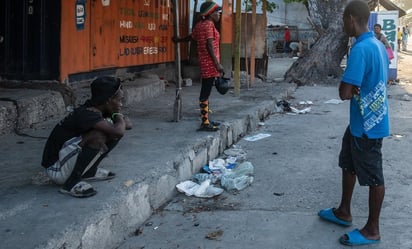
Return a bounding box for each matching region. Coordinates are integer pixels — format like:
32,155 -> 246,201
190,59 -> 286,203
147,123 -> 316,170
60,0 -> 189,82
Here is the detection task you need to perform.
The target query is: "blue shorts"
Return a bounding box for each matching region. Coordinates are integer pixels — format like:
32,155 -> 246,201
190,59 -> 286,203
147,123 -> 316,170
339,127 -> 384,186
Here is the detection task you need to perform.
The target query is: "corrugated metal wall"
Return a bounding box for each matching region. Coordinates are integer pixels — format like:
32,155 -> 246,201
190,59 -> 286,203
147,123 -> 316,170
60,0 -> 189,82
0,0 -> 60,80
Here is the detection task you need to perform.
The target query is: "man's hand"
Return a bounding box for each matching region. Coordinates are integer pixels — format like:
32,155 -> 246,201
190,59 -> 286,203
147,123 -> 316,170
339,82 -> 359,100
124,116 -> 133,130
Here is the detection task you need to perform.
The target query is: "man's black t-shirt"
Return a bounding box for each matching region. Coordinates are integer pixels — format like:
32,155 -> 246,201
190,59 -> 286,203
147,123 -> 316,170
41,104 -> 103,168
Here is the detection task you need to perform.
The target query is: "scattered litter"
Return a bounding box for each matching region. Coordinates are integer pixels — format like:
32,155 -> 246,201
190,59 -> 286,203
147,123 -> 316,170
225,156 -> 237,169
290,106 -> 311,114
324,99 -> 344,104
244,133 -> 271,141
390,134 -> 404,138
220,162 -> 254,191
192,173 -> 218,184
273,192 -> 284,196
123,180 -> 135,187
223,146 -> 247,161
176,179 -> 224,198
299,100 -> 313,105
205,229 -> 224,240
258,122 -> 265,126
401,94 -> 411,101
202,165 -> 212,173
176,181 -> 199,196
209,158 -> 226,171
276,100 -> 291,112
276,99 -> 312,114
176,146 -> 255,197
208,158 -> 227,177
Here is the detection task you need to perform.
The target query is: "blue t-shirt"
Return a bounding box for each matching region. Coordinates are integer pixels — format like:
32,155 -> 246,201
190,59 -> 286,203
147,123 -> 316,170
342,31 -> 390,139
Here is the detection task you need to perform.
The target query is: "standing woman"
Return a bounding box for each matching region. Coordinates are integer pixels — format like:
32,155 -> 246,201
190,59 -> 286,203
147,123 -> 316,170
174,1 -> 224,131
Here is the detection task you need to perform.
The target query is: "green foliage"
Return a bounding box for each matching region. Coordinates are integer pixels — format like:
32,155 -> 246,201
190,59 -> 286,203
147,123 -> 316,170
244,0 -> 278,13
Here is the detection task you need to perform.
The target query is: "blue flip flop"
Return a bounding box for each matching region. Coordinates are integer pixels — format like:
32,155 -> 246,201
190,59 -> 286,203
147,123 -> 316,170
339,229 -> 380,246
318,208 -> 352,227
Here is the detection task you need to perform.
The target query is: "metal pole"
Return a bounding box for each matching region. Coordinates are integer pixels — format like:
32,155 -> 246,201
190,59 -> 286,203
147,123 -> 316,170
250,0 -> 256,86
234,0 -> 242,96
173,0 -> 183,122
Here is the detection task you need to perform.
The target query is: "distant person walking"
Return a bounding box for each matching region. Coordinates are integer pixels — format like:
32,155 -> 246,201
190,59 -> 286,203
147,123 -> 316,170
283,26 -> 291,53
402,26 -> 408,51
173,1 -> 223,131
397,27 -> 402,51
318,0 -> 389,246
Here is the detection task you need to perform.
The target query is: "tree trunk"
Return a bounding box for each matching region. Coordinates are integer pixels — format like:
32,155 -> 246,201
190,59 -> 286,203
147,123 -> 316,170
285,0 -> 351,85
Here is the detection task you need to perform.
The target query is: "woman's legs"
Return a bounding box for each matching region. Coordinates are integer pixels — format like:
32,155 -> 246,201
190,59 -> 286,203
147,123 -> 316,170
198,77 -> 218,131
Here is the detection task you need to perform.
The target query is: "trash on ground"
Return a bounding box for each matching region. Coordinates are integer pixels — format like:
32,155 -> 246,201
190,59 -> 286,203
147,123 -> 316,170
324,99 -> 344,104
123,180 -> 135,187
221,161 -> 254,191
290,106 -> 311,114
176,147 -> 255,197
276,100 -> 291,112
389,133 -> 404,139
192,173 -> 218,184
223,145 -> 247,161
244,133 -> 271,141
205,229 -> 224,240
176,179 -> 224,198
275,99 -> 312,114
401,94 -> 411,101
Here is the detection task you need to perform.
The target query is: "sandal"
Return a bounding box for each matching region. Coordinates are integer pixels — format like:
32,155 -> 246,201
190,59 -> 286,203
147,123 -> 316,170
197,123 -> 219,132
59,181 -> 97,198
83,168 -> 116,182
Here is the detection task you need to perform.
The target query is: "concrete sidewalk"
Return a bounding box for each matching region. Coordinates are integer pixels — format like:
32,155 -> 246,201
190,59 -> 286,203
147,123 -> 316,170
0,59 -> 297,249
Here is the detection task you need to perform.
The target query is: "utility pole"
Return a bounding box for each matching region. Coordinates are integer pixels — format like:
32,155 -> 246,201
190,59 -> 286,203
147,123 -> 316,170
250,0 -> 256,86
173,0 -> 182,121
234,0 -> 242,96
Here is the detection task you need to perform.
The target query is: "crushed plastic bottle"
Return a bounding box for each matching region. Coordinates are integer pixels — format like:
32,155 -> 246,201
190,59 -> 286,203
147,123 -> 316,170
192,173 -> 218,184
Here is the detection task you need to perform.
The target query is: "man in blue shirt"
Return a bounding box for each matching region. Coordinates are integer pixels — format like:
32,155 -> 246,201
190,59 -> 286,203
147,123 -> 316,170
318,0 -> 389,246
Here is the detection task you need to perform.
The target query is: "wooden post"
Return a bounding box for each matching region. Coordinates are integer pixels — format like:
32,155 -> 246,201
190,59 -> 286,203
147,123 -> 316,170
173,0 -> 182,122
250,0 -> 256,86
234,0 -> 242,96
220,0 -> 233,78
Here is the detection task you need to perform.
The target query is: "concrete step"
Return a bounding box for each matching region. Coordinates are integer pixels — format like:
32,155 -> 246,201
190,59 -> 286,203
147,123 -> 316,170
0,75 -> 166,137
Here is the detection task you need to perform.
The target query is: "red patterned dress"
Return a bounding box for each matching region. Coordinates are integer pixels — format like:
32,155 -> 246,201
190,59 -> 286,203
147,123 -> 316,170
191,19 -> 221,79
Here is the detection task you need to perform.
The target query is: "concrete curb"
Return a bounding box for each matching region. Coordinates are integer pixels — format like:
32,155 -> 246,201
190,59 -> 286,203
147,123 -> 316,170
32,84 -> 296,249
